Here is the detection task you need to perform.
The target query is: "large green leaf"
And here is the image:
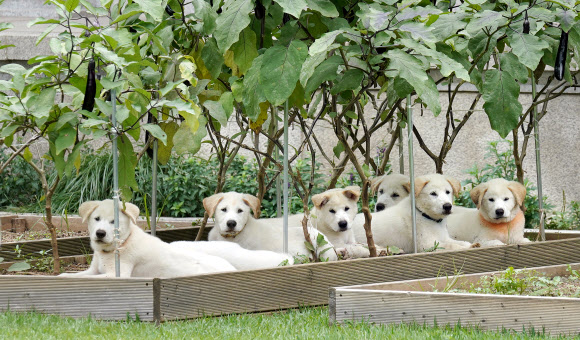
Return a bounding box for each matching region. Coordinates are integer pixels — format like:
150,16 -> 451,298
499,53 -> 528,83
300,52 -> 326,86
555,8 -> 577,33
386,49 -> 441,115
482,69 -> 522,138
201,38 -> 224,79
465,10 -> 507,36
400,39 -> 470,82
203,100 -> 228,128
173,115 -> 207,156
157,121 -> 179,165
242,55 -> 266,121
507,30 -> 549,70
117,134 -> 138,201
55,126 -> 77,155
27,87 -> 56,119
309,30 -> 345,56
275,0 -> 306,18
133,0 -> 167,21
356,3 -> 392,32
214,0 -> 254,53
232,27 -> 258,75
260,40 -> 308,106
142,124 -> 168,145
192,0 -> 217,35
7,262 -> 30,272
306,0 -> 338,17
304,55 -> 342,96
330,69 -> 364,95
398,22 -> 437,48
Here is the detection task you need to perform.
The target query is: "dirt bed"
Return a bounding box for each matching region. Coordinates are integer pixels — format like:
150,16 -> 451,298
1,230 -> 88,243
0,262 -> 90,276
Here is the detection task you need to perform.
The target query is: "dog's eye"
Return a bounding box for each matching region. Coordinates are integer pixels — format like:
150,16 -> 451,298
391,193 -> 399,198
345,207 -> 350,211
329,209 -> 336,214
237,209 -> 243,213
430,192 -> 437,196
221,208 -> 227,212
110,220 -> 114,224
94,217 -> 100,221
446,190 -> 450,194
489,198 -> 495,202
379,189 -> 384,194
504,197 -> 509,201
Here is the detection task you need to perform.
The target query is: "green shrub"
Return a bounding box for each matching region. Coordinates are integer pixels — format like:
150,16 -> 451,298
0,152 -> 43,211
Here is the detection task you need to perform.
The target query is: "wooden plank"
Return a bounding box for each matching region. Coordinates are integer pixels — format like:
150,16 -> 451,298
0,225 -> 212,262
158,238 -> 580,321
0,276 -> 154,321
332,263 -> 580,336
525,229 -> 580,241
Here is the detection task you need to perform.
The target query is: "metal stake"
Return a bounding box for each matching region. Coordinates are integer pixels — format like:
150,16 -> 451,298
111,89 -> 121,277
531,74 -> 545,241
283,101 -> 289,253
276,116 -> 282,218
407,95 -> 417,253
151,138 -> 158,237
398,125 -> 405,174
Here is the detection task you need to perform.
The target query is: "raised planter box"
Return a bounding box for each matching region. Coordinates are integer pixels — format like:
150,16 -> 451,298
330,263 -> 580,336
1,238 -> 580,322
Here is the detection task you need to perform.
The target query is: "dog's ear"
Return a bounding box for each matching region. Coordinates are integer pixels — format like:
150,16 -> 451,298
507,181 -> 527,209
242,194 -> 261,218
312,192 -> 330,209
121,202 -> 140,225
79,201 -> 100,224
343,186 -> 361,202
370,176 -> 384,195
470,183 -> 488,209
413,176 -> 430,198
203,193 -> 225,218
402,181 -> 411,195
445,176 -> 462,198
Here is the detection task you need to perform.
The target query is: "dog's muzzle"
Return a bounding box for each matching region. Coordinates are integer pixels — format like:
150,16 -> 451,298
442,203 -> 452,214
375,203 -> 385,211
338,220 -> 348,231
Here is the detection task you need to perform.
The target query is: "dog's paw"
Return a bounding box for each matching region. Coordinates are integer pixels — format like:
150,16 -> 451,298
470,242 -> 481,248
58,272 -> 75,277
335,247 -> 349,259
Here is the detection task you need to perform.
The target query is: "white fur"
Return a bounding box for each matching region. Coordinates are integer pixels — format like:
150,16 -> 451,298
206,192 -> 338,262
371,174 -> 410,212
354,174 -> 473,252
171,241 -> 293,270
447,178 -> 531,246
59,200 -> 236,278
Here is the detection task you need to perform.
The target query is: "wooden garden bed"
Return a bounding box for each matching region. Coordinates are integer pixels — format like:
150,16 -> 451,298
330,263 -> 580,336
1,238 -> 580,322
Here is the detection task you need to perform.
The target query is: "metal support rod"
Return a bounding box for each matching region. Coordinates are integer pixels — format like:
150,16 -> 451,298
283,101 -> 289,253
276,116 -> 282,217
398,125 -> 405,174
111,89 -> 121,277
151,138 -> 158,237
531,74 -> 545,241
407,95 -> 417,254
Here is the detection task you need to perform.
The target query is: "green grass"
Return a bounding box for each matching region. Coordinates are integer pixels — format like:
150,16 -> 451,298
0,307 -> 570,340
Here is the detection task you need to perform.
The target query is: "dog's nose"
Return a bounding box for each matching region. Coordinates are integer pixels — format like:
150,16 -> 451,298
376,203 -> 385,211
338,220 -> 348,230
443,203 -> 452,212
95,230 -> 106,239
496,208 -> 505,217
226,220 -> 237,229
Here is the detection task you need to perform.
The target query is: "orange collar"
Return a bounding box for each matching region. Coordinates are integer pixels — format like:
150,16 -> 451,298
478,210 -> 524,230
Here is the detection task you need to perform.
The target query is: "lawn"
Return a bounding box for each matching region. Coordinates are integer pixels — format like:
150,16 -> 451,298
0,307 -> 567,340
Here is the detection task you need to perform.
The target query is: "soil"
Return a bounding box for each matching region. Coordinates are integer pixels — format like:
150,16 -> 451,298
1,230 -> 88,243
0,262 -> 90,276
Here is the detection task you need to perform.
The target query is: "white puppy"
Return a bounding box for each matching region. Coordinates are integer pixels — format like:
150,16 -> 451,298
371,174 -> 410,212
353,174 -> 473,252
447,178 -> 530,246
172,241 -> 293,270
60,200 -> 236,278
206,192 -> 338,262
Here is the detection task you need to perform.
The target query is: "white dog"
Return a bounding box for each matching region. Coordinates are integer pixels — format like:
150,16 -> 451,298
172,241 -> 293,270
353,174 -> 473,252
447,179 -> 530,246
371,174 -> 410,212
205,192 -> 338,262
60,200 -> 236,278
